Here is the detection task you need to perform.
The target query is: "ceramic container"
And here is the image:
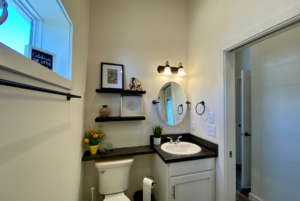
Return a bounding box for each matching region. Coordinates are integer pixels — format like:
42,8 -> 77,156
100,105 -> 111,117
153,137 -> 161,145
89,145 -> 99,155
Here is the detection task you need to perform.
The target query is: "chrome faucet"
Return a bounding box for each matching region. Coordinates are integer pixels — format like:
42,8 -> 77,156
176,136 -> 182,144
167,137 -> 174,143
167,136 -> 182,144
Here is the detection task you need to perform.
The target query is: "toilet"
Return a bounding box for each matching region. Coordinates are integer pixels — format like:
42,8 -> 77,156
95,157 -> 134,201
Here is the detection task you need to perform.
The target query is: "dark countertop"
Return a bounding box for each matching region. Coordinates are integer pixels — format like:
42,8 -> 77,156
82,145 -> 155,161
82,134 -> 218,163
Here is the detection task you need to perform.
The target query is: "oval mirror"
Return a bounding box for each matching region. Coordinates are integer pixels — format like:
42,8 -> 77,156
157,82 -> 187,126
0,0 -> 8,25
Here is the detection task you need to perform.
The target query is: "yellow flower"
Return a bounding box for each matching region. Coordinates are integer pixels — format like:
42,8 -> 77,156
91,132 -> 94,135
93,134 -> 98,138
100,131 -> 104,134
84,138 -> 89,143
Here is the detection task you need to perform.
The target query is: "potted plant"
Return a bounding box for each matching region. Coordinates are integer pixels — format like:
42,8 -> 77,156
83,126 -> 105,155
152,125 -> 163,145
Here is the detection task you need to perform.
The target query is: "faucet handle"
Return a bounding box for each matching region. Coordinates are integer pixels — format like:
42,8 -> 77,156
167,137 -> 174,143
176,136 -> 182,143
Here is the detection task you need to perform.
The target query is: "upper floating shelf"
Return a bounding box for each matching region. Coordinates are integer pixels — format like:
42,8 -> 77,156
96,89 -> 146,94
95,116 -> 146,122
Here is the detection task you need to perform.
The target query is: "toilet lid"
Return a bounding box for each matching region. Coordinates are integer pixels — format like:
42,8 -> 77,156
104,193 -> 130,201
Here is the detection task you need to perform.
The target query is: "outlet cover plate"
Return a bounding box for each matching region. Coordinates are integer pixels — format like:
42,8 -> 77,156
207,124 -> 216,137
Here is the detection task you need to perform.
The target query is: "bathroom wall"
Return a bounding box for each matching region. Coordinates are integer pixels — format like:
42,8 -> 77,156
84,0 -> 189,200
250,25 -> 300,201
187,0 -> 300,200
0,0 -> 90,201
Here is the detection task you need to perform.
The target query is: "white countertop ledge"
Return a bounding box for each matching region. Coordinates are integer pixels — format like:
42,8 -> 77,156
0,43 -> 73,90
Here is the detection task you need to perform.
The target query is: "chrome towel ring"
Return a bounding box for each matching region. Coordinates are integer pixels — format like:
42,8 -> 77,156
195,101 -> 205,115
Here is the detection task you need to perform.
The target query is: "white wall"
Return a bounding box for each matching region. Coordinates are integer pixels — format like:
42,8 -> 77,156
0,0 -> 90,201
84,0 -> 189,200
27,0 -> 73,80
187,1 -> 300,200
250,25 -> 300,201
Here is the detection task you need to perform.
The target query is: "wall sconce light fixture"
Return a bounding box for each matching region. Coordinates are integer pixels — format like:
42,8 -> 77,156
163,61 -> 172,75
178,62 -> 187,76
157,61 -> 187,76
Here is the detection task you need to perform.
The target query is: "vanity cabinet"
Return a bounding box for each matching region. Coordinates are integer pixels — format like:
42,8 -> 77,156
152,155 -> 215,201
170,171 -> 214,201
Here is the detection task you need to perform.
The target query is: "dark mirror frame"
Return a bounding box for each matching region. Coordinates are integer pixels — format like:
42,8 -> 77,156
0,0 -> 8,25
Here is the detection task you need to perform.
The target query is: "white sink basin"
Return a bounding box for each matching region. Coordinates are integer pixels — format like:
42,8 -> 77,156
161,142 -> 201,155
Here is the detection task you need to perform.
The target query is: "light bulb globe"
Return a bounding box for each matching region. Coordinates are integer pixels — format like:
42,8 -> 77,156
164,67 -> 172,75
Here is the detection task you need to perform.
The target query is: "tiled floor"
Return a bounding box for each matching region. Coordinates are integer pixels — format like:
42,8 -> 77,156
236,165 -> 251,201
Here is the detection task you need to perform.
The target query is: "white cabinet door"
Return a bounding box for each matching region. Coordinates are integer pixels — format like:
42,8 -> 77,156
169,171 -> 215,201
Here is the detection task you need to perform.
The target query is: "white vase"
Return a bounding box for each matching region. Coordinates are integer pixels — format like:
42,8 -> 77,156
153,137 -> 161,145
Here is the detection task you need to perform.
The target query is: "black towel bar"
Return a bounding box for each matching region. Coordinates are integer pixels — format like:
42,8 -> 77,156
0,79 -> 81,101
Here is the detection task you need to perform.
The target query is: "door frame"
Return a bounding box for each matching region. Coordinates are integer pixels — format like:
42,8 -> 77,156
219,5 -> 300,201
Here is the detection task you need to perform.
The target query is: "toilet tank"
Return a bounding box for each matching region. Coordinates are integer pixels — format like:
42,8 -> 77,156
95,157 -> 134,195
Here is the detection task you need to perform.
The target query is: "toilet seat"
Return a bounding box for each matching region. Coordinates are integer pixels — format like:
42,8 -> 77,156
104,192 -> 130,201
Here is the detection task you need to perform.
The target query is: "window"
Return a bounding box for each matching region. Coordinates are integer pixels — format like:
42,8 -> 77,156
0,0 -> 73,88
0,1 -> 32,55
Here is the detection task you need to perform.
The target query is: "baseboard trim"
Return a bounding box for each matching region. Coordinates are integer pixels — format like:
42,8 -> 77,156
249,193 -> 263,201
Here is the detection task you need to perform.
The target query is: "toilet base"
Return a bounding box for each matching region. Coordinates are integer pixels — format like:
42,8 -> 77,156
104,192 -> 130,201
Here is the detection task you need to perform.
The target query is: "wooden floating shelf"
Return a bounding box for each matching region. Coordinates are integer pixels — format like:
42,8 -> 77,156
96,89 -> 146,94
95,116 -> 146,122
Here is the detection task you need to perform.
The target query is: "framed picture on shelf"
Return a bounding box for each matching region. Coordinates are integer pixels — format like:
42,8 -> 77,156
101,62 -> 124,90
121,95 -> 143,117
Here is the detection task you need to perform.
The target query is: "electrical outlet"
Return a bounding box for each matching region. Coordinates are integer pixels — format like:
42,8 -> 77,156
207,124 -> 216,137
208,112 -> 214,124
192,121 -> 196,131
